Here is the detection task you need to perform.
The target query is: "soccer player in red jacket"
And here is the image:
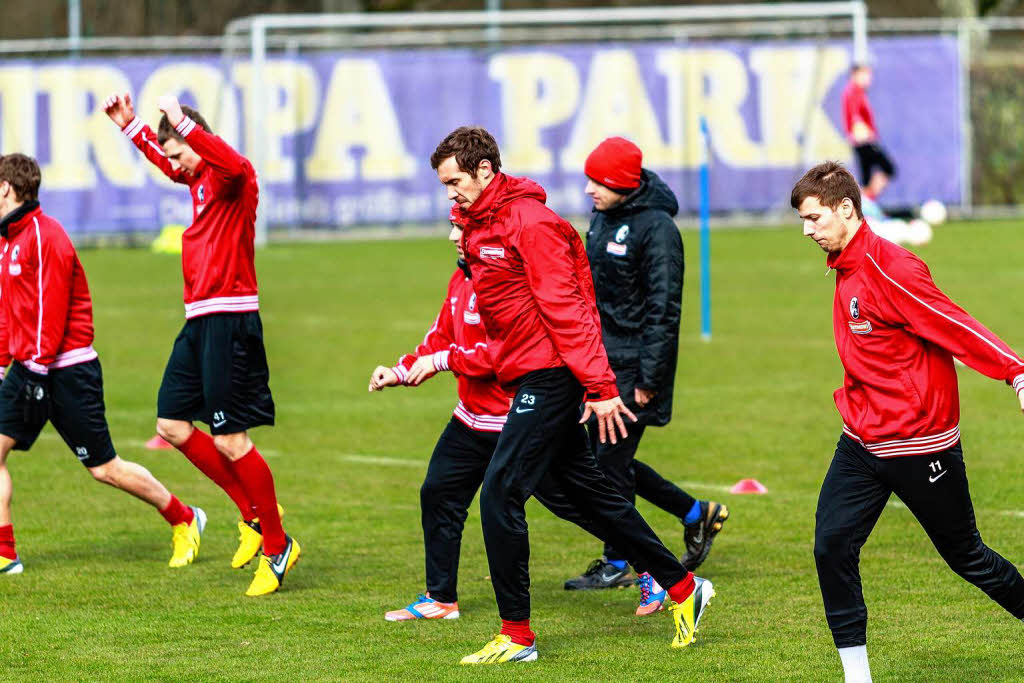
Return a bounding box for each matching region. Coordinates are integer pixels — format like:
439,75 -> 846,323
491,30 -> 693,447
792,162 -> 1024,682
841,64 -> 895,200
431,127 -> 715,663
0,153 -> 202,573
103,92 -> 299,596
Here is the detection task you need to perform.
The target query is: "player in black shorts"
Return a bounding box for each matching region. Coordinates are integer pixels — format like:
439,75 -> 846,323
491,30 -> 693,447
0,153 -> 202,574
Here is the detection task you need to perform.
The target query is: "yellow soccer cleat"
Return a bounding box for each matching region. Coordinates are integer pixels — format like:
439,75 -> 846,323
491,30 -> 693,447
169,506 -> 206,568
669,576 -> 715,649
459,635 -> 538,664
231,504 -> 285,569
245,535 -> 300,597
0,555 -> 23,575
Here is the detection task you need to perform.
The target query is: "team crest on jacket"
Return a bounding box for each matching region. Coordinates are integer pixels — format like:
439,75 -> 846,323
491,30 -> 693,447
8,245 -> 21,275
197,185 -> 205,203
480,246 -> 505,259
615,225 -> 630,243
849,296 -> 860,319
468,293 -> 477,311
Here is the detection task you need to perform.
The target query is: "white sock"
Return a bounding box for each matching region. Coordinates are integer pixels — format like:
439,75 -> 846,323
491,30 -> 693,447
838,645 -> 872,683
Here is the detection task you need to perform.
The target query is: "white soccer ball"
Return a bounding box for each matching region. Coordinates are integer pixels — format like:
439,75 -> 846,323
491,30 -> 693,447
873,218 -> 907,244
906,219 -> 934,246
920,199 -> 947,226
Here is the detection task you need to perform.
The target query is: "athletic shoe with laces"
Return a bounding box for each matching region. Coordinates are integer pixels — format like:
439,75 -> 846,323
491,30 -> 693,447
680,501 -> 729,571
0,555 -> 23,574
563,558 -> 633,590
385,593 -> 460,621
669,576 -> 715,648
168,506 -> 206,568
231,503 -> 285,569
459,634 -> 537,664
635,572 -> 666,616
245,535 -> 301,597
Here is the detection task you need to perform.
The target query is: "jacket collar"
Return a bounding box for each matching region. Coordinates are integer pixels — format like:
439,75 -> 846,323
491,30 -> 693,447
466,172 -> 507,223
826,220 -> 872,274
0,201 -> 41,240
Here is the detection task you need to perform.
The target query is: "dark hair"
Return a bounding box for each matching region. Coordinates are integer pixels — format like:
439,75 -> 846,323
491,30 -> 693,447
790,161 -> 863,220
0,153 -> 41,202
430,126 -> 502,174
158,105 -> 212,144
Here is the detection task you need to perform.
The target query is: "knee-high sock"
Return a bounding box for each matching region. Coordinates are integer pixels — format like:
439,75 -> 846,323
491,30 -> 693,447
179,429 -> 255,520
229,447 -> 286,555
0,524 -> 15,560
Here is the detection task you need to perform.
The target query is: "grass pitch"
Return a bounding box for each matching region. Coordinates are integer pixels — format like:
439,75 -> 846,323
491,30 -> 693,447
1,220 -> 1023,681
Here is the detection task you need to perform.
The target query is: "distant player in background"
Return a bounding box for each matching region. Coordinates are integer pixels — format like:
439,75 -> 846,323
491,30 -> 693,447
0,153 -> 202,574
792,162 -> 1024,683
103,92 -> 299,596
841,64 -> 895,202
565,137 -> 728,611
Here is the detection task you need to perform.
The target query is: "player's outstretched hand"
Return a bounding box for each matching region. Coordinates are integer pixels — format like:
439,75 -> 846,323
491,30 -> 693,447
406,356 -> 438,386
580,396 -> 637,445
102,93 -> 135,128
369,365 -> 399,392
157,94 -> 185,128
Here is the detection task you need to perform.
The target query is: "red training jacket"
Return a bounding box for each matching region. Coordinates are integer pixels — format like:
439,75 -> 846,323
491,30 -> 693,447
828,223 -> 1024,457
122,115 -> 260,319
841,80 -> 877,144
392,267 -> 510,432
463,173 -> 618,401
0,204 -> 97,377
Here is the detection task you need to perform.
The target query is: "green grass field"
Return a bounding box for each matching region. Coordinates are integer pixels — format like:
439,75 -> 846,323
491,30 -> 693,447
1,220 -> 1023,681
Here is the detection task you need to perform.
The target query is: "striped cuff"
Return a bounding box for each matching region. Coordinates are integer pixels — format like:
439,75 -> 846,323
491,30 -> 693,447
122,117 -> 144,139
1013,374 -> 1024,396
22,360 -> 48,376
175,116 -> 197,138
0,367 -> 5,381
432,350 -> 451,372
392,365 -> 409,385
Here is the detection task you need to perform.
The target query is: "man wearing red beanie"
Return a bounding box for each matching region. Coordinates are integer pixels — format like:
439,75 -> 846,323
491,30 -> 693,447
565,138 -> 730,613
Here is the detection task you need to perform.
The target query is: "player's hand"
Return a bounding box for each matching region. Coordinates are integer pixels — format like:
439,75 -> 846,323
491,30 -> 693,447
368,366 -> 399,392
102,92 -> 136,128
1017,388 -> 1024,414
580,396 -> 637,445
22,370 -> 50,426
157,94 -> 185,128
406,356 -> 438,386
634,387 -> 656,408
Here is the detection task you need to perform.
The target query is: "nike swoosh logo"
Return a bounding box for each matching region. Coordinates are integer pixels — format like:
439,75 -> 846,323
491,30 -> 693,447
271,546 -> 291,574
213,419 -> 227,428
929,470 -> 948,483
515,407 -> 534,414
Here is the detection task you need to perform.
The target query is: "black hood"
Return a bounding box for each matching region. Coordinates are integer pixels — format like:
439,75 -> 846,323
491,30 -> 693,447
600,169 -> 678,219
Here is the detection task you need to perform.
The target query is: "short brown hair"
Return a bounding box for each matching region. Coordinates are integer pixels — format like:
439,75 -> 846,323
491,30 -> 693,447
430,126 -> 502,174
0,153 -> 41,202
790,161 -> 863,220
158,105 -> 212,145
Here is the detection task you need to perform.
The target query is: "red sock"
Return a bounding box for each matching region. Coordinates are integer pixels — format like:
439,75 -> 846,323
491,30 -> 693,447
179,429 -> 255,520
500,619 -> 535,647
159,494 -> 194,527
0,524 -> 15,560
228,446 -> 286,555
667,572 -> 695,604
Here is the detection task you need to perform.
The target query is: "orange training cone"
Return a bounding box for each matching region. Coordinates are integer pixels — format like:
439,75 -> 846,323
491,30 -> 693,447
730,478 -> 767,494
145,435 -> 174,450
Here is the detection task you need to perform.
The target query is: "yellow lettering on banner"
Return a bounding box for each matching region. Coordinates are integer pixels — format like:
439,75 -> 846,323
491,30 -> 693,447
138,64 -> 239,187
306,59 -> 414,181
36,66 -> 145,189
0,67 -> 38,156
234,61 -> 320,183
489,53 -> 579,174
561,50 -> 677,172
656,49 -> 761,168
749,47 -> 850,165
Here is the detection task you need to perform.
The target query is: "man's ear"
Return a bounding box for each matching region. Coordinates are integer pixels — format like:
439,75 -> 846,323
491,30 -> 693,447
476,159 -> 493,181
841,197 -> 855,220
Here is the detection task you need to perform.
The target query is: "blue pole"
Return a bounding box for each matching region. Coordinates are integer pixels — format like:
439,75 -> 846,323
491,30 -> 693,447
699,116 -> 711,342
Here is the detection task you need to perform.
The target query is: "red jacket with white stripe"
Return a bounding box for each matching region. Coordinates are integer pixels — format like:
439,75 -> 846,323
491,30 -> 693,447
392,265 -> 510,432
829,223 -> 1024,457
122,115 -> 259,319
463,174 -> 618,401
0,203 -> 97,377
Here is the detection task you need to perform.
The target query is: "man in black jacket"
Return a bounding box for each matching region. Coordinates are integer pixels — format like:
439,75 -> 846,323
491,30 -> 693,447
564,138 -> 729,612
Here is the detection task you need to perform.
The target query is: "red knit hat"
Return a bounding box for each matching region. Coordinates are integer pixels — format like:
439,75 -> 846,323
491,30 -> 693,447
584,137 -> 643,192
449,203 -> 468,226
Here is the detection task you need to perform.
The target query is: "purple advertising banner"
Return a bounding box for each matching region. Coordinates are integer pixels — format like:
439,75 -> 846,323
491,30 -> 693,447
0,35 -> 960,234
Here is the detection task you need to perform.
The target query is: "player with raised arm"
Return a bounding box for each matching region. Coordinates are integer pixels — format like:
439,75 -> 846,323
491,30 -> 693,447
0,153 -> 203,574
103,92 -> 299,596
792,162 -> 1024,683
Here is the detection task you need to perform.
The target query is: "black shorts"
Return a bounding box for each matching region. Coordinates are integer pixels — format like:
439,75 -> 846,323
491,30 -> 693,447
853,143 -> 896,186
157,312 -> 275,435
0,360 -> 116,468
